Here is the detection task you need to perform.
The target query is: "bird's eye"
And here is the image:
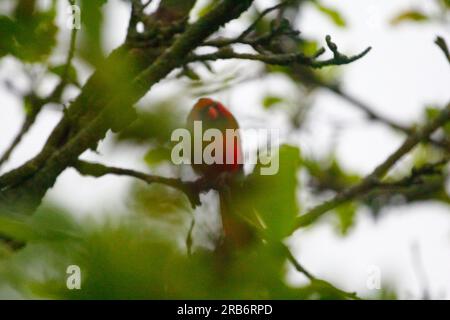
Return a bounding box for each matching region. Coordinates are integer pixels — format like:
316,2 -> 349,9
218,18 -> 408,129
207,106 -> 219,120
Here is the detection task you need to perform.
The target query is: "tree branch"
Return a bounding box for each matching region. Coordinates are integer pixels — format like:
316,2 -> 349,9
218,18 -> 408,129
293,103 -> 450,230
201,5 -> 371,70
0,0 -> 79,169
189,39 -> 371,69
217,3 -> 448,152
374,156 -> 449,189
72,160 -> 204,208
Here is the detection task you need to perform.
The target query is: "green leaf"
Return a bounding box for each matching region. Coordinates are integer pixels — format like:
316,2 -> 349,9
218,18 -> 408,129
0,208 -> 80,243
335,202 -> 357,236
0,215 -> 37,242
0,15 -> 17,58
144,147 -> 172,167
13,5 -> 58,62
390,10 -> 429,25
243,145 -> 301,240
1,4 -> 59,62
131,184 -> 192,219
425,106 -> 441,120
49,64 -> 80,87
426,106 -> 450,135
263,95 -> 284,109
313,2 -> 347,27
299,39 -> 320,57
302,157 -> 360,192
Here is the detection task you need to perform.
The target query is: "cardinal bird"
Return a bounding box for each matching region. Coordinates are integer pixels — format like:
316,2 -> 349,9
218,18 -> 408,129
187,98 -> 243,178
187,98 -> 254,249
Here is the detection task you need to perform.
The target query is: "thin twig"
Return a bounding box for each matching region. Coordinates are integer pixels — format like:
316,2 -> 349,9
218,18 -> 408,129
435,36 -> 450,65
0,103 -> 41,168
282,243 -> 316,281
53,0 -> 79,98
281,242 -> 360,299
323,84 -> 450,150
239,0 -> 293,41
325,85 -> 410,132
293,103 -> 450,230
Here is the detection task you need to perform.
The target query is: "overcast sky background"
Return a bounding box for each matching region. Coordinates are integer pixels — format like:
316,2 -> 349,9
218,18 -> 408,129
0,0 -> 449,299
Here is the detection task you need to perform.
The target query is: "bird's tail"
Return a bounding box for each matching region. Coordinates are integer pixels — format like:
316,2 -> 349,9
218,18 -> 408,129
218,189 -> 254,250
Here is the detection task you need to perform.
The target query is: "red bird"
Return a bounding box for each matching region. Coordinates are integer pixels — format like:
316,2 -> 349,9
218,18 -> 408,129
187,98 -> 243,179
187,98 -> 253,249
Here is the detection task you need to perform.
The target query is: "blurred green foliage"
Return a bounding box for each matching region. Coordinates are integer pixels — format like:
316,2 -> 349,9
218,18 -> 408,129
311,1 -> 347,27
0,0 -> 57,61
390,0 -> 449,25
390,10 -> 429,25
49,64 -> 81,88
0,0 -> 448,300
79,0 -> 107,65
241,145 -> 301,240
0,143 -> 361,299
0,204 -> 354,299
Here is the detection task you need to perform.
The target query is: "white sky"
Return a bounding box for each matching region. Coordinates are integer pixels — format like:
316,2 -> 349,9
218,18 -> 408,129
0,0 -> 449,299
